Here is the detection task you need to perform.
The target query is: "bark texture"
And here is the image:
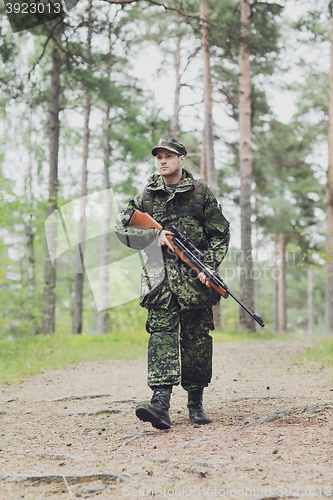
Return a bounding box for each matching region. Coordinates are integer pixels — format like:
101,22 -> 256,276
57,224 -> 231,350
238,0 -> 255,330
171,35 -> 181,140
98,21 -> 114,335
325,15 -> 333,335
41,45 -> 61,334
72,0 -> 92,334
200,0 -> 220,328
308,266 -> 314,337
72,95 -> 91,334
200,0 -> 218,197
277,233 -> 287,332
98,104 -> 112,334
25,113 -> 35,301
274,234 -> 279,332
253,230 -> 260,332
200,127 -> 206,181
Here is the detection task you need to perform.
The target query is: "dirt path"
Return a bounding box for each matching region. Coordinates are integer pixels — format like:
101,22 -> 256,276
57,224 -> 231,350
0,336 -> 333,500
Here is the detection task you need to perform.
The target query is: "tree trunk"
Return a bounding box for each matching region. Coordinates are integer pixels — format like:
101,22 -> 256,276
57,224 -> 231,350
25,112 -> 35,300
171,35 -> 181,140
200,0 -> 218,197
98,19 -> 114,335
308,265 -> 314,336
200,127 -> 206,180
326,13 -> 333,335
253,228 -> 260,332
72,0 -> 92,334
98,104 -> 112,334
277,233 -> 287,332
24,114 -> 38,333
274,233 -> 278,332
200,0 -> 221,329
239,0 -> 254,331
41,45 -> 61,334
72,95 -> 91,334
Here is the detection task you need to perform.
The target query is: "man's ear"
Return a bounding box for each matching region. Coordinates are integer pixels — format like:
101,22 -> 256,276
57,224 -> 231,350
179,155 -> 186,165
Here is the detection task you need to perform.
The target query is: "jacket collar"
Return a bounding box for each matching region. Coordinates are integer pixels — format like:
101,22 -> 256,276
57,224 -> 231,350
147,168 -> 195,192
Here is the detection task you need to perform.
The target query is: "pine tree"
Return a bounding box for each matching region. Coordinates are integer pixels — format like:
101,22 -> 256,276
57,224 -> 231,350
327,1 -> 333,334
72,0 -> 93,334
41,39 -> 62,334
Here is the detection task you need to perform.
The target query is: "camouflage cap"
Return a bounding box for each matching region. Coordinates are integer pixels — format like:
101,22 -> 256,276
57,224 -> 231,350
151,138 -> 187,157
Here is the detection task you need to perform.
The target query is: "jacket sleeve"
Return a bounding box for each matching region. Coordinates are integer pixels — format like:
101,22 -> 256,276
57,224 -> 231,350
114,191 -> 162,250
202,187 -> 230,270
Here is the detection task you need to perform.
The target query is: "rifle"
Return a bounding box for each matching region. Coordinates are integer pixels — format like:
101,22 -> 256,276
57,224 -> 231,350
129,209 -> 265,328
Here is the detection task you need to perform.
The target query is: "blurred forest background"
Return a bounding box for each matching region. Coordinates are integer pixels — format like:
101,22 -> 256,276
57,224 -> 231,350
0,0 -> 332,340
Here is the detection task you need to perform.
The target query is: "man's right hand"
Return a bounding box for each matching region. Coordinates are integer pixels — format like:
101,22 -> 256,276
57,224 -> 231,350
158,230 -> 175,252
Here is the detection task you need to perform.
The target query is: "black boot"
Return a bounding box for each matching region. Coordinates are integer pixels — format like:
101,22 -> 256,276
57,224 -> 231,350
136,386 -> 172,430
187,388 -> 210,425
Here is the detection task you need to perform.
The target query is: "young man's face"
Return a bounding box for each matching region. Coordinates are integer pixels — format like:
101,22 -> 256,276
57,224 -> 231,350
155,148 -> 185,183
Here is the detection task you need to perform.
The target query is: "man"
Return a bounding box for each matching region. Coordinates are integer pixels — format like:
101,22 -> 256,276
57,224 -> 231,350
115,138 -> 230,429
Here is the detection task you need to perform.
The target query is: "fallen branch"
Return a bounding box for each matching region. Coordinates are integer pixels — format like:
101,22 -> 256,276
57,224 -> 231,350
114,431 -> 155,443
113,431 -> 156,451
38,395 -> 142,404
24,453 -> 75,460
232,403 -> 333,431
151,438 -> 208,464
227,395 -> 282,403
55,409 -> 122,417
0,449 -> 82,461
113,399 -> 143,404
186,460 -> 220,468
0,472 -> 131,485
45,394 -> 112,402
170,437 -> 208,463
76,483 -> 109,496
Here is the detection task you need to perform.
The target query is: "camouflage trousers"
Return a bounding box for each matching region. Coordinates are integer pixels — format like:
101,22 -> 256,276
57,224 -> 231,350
146,295 -> 214,392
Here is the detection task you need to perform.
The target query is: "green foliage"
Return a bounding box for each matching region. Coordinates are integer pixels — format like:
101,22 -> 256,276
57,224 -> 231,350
291,7 -> 329,41
294,71 -> 329,137
253,118 -> 324,237
212,329 -> 283,343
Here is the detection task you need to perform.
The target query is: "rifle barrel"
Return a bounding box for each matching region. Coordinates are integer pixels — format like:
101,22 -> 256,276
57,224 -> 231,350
172,232 -> 265,328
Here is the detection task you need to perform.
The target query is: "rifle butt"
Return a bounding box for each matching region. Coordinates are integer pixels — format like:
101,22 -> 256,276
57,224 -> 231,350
130,210 -> 163,230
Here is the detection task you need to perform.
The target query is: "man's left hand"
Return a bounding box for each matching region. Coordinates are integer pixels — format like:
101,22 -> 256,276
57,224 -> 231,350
198,272 -> 211,287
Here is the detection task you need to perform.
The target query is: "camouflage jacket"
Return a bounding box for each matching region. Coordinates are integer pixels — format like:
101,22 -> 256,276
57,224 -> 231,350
115,168 -> 230,310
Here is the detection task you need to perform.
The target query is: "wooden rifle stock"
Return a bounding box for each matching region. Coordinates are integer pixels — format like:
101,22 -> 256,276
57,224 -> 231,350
129,209 -> 229,299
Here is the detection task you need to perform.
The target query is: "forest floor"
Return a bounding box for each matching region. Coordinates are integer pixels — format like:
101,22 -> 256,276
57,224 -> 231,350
0,335 -> 333,500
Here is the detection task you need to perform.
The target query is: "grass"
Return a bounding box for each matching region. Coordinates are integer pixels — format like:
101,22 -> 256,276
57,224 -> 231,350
0,327 -> 304,387
0,329 -> 148,386
212,328 -> 279,343
301,338 -> 333,368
